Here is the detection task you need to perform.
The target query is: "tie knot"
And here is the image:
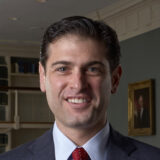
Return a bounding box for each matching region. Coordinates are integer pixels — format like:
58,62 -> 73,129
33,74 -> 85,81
72,147 -> 90,160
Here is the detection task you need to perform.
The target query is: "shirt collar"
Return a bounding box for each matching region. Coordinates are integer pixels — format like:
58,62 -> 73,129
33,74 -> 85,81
53,122 -> 76,160
83,122 -> 110,160
53,122 -> 110,160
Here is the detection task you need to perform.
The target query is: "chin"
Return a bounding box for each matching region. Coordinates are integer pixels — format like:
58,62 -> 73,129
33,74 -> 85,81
67,116 -> 95,128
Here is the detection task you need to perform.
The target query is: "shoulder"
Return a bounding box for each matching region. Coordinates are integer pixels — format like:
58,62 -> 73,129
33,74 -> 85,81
128,136 -> 160,158
109,127 -> 160,159
0,140 -> 34,160
0,129 -> 53,160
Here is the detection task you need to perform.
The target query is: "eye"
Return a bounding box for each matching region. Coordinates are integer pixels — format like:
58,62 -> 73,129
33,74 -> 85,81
88,67 -> 98,72
55,66 -> 71,75
86,66 -> 103,75
56,66 -> 67,72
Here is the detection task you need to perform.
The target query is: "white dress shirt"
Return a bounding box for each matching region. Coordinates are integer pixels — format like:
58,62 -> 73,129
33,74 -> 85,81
53,122 -> 110,160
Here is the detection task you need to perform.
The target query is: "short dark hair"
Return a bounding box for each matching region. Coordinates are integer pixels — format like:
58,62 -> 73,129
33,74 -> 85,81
40,16 -> 121,72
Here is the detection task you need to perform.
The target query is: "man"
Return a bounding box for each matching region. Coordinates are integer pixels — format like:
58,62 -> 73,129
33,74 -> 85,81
134,94 -> 150,128
0,16 -> 160,160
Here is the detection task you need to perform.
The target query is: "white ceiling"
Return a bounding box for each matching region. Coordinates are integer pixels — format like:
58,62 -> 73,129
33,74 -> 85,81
0,0 -> 119,43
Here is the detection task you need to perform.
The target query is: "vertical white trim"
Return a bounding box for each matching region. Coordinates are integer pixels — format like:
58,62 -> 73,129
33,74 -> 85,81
87,0 -> 160,41
14,90 -> 20,130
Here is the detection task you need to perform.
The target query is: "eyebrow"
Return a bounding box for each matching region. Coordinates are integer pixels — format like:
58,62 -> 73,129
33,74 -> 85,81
51,60 -> 106,68
51,61 -> 72,67
84,61 -> 106,68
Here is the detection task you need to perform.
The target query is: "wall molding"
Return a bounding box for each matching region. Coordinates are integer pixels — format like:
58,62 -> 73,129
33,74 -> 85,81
1,0 -> 160,54
87,0 -> 160,41
0,40 -> 40,57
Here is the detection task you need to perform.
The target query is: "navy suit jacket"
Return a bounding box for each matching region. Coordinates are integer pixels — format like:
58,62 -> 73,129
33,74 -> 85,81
0,126 -> 160,160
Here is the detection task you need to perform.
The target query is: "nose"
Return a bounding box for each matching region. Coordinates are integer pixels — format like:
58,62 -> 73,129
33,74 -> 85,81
69,70 -> 87,91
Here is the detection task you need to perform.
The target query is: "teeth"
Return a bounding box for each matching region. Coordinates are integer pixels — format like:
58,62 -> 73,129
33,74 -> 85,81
67,98 -> 87,103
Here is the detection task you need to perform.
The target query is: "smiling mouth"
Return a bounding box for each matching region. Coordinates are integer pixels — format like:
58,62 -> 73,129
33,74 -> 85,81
66,98 -> 89,104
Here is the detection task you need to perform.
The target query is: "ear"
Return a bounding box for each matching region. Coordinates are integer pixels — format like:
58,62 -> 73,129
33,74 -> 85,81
111,65 -> 122,94
39,62 -> 46,92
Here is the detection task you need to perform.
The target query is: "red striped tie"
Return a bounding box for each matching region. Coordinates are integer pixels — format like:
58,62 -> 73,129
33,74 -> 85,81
72,147 -> 90,160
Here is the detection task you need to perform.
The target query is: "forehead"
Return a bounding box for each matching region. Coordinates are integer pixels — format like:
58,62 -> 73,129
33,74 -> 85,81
47,34 -> 107,61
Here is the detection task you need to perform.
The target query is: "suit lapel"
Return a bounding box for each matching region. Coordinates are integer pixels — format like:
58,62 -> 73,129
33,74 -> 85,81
107,126 -> 137,160
26,125 -> 139,160
27,128 -> 55,160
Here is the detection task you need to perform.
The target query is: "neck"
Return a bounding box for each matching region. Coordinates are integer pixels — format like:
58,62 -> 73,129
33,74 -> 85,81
56,120 -> 107,146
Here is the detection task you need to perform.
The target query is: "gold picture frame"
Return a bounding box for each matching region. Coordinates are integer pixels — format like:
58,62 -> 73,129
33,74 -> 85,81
128,79 -> 154,136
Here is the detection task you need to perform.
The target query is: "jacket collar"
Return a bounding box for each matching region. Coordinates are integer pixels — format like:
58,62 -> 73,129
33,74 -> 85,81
27,128 -> 55,160
107,125 -> 137,160
26,125 -> 138,160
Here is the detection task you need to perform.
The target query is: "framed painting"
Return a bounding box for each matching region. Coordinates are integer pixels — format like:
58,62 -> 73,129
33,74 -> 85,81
128,79 -> 154,136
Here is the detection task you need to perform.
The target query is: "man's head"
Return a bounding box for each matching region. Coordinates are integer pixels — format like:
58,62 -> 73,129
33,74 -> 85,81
39,16 -> 122,138
138,95 -> 144,108
40,16 -> 121,73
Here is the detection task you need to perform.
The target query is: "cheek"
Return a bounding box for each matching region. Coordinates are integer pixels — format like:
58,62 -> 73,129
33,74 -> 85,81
89,79 -> 104,101
47,76 -> 68,96
91,80 -> 102,92
90,78 -> 111,94
45,78 -> 67,110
